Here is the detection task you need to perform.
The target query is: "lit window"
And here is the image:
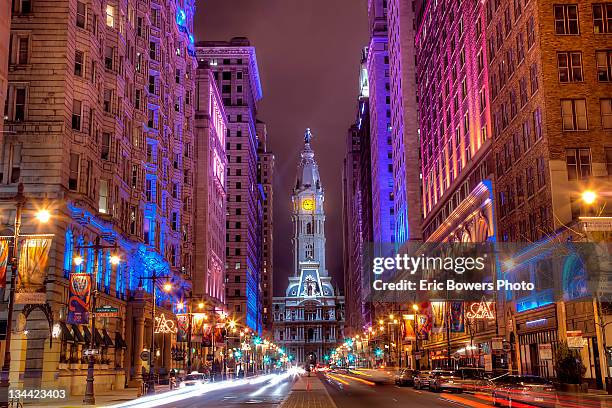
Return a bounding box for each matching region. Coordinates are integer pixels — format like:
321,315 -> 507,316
106,5 -> 114,27
561,99 -> 588,131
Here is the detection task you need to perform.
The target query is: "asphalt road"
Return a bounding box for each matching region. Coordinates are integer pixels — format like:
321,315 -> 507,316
154,377 -> 294,408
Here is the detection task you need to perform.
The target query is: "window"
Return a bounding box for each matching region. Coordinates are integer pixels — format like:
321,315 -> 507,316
171,212 -> 179,231
17,36 -> 29,65
596,50 -> 612,82
104,46 -> 113,70
606,147 -> 612,175
566,148 -> 591,180
69,153 -> 79,191
529,63 -> 539,93
99,179 -> 109,214
527,16 -> 536,49
516,33 -> 525,63
526,166 -> 535,197
519,76 -> 528,106
602,99 -> 612,129
533,108 -> 543,140
12,87 -> 26,122
536,156 -> 546,187
72,99 -> 82,130
105,5 -> 114,27
593,3 -> 612,34
101,132 -> 110,160
554,4 -> 579,35
561,99 -> 588,130
557,52 -> 583,82
74,50 -> 84,76
76,1 -> 86,28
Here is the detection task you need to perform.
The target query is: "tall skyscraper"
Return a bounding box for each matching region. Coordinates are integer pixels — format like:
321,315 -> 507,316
193,62 -> 228,308
257,121 -> 275,332
387,0 -> 423,243
1,0 -> 197,392
416,1 -> 494,244
273,130 -> 344,365
367,0 -> 396,244
196,38 -> 264,333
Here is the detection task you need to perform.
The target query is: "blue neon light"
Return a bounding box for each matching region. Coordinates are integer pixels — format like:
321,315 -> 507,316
176,9 -> 186,27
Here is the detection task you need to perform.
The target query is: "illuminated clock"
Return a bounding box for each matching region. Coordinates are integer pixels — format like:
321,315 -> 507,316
302,198 -> 315,211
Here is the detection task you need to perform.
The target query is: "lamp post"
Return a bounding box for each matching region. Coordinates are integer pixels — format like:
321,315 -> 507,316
74,236 -> 120,405
0,183 -> 51,408
412,304 -> 419,370
139,271 -> 171,394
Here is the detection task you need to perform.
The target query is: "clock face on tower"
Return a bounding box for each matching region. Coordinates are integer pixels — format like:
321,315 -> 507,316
301,198 -> 315,211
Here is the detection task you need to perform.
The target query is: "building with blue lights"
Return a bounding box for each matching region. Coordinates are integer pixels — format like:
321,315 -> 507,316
273,130 -> 345,366
196,38 -> 265,334
0,0 -> 198,394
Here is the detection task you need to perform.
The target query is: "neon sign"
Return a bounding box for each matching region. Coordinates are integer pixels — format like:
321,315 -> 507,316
154,313 -> 177,334
465,301 -> 495,320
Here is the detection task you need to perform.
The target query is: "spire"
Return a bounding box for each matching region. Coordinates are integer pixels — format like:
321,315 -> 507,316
295,128 -> 322,193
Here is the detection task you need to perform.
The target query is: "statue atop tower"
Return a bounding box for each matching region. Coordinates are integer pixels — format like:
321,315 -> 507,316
304,128 -> 313,144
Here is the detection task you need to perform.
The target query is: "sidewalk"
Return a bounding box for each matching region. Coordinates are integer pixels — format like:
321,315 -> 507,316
21,385 -> 171,408
279,374 -> 337,408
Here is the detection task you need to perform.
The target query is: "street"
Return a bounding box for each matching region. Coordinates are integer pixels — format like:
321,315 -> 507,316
106,373 -> 295,408
101,369 -> 612,408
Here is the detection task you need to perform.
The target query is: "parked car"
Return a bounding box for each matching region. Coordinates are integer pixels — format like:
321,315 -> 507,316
394,369 -> 417,386
429,370 -> 463,393
413,371 -> 431,390
179,372 -> 208,388
490,375 -> 556,407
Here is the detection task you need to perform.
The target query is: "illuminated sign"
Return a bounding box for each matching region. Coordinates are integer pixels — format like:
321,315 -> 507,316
465,301 -> 495,320
154,313 -> 177,334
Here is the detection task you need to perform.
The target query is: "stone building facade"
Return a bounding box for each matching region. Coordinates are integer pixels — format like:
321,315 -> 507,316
273,131 -> 344,366
487,0 -> 612,387
0,0 -> 197,394
196,38 -> 264,333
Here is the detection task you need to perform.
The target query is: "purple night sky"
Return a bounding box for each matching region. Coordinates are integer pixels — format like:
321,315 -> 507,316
195,0 -> 369,295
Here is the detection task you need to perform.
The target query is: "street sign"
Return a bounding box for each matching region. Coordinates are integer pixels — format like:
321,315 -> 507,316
414,352 -> 421,360
140,350 -> 150,361
95,305 -> 119,317
491,338 -> 503,351
567,330 -> 587,349
484,354 -> 493,372
84,349 -> 100,356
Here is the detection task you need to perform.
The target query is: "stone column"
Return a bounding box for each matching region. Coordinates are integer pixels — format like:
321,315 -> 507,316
129,316 -> 145,386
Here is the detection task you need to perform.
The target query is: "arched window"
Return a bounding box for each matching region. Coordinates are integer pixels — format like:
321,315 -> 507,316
306,222 -> 313,235
63,229 -> 74,278
305,243 -> 314,259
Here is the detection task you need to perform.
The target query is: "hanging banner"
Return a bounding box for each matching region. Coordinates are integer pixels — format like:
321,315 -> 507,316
417,302 -> 432,340
202,324 -> 212,347
402,318 -> 415,341
67,273 -> 91,325
0,238 -> 9,289
431,302 -> 446,333
15,238 -> 52,304
450,302 -> 465,333
176,314 -> 189,342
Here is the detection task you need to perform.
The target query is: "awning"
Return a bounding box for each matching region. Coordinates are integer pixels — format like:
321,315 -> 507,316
59,322 -> 74,343
102,329 -> 114,347
94,328 -> 104,347
115,332 -> 127,349
71,324 -> 85,343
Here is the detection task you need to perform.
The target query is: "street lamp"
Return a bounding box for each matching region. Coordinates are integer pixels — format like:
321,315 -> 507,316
0,183 -> 51,408
75,236 -> 120,405
582,190 -> 597,205
412,304 -> 420,370
138,272 -> 171,395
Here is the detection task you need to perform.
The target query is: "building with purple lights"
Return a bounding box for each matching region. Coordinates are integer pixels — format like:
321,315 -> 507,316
387,0 -> 423,243
0,0 -> 197,393
366,0 -> 395,245
196,38 -> 264,334
193,63 -> 228,310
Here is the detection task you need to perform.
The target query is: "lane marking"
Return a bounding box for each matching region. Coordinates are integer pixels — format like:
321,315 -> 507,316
441,393 -> 494,408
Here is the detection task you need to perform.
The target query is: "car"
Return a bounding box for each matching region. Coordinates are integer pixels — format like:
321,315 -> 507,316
413,370 -> 431,390
429,370 -> 463,393
454,367 -> 489,392
179,372 -> 208,388
490,375 -> 556,407
394,369 -> 417,386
